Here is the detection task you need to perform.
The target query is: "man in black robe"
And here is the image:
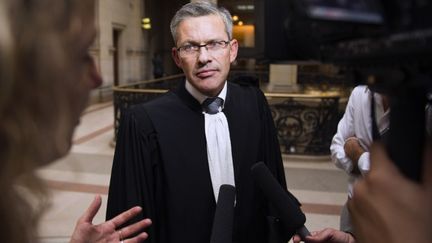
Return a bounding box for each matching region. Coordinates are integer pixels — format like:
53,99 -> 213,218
106,2 -> 293,243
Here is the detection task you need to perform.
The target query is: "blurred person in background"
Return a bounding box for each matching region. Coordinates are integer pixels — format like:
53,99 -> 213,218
330,85 -> 389,233
0,0 -> 150,242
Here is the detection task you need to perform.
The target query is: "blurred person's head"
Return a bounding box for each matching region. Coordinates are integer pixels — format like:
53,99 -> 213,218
170,1 -> 238,97
0,0 -> 101,241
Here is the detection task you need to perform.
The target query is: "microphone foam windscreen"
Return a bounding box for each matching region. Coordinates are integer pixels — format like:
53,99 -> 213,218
210,184 -> 236,243
251,162 -> 305,229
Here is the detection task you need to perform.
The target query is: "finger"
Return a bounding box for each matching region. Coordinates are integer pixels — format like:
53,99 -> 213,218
79,195 -> 102,224
124,231 -> 149,243
309,228 -> 333,241
119,218 -> 152,240
109,206 -> 143,229
292,234 -> 301,243
293,230 -> 328,243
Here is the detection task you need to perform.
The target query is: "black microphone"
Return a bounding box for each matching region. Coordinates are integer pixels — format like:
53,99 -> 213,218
251,162 -> 310,240
210,184 -> 236,243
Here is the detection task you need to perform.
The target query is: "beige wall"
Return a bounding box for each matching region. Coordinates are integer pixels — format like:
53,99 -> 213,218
94,0 -> 150,89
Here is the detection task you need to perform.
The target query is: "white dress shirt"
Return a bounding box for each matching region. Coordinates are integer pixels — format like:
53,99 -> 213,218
330,85 -> 390,197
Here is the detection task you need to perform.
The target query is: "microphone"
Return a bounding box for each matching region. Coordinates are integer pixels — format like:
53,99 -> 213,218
251,162 -> 310,240
210,184 -> 236,243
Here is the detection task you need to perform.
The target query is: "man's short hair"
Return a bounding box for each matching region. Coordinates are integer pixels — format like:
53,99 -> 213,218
170,1 -> 233,44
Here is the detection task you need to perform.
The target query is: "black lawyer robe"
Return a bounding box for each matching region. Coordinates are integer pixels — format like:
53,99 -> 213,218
106,80 -> 290,243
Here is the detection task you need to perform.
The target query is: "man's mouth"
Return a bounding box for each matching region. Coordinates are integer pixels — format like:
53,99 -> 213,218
196,69 -> 216,78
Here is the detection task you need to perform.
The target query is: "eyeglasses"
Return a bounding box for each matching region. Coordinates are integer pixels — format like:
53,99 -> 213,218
176,40 -> 231,57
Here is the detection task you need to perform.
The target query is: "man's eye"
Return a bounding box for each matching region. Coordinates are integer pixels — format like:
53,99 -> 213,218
183,45 -> 195,52
206,41 -> 218,49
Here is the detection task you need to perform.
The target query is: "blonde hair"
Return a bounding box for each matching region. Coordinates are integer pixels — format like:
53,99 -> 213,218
0,0 -> 92,241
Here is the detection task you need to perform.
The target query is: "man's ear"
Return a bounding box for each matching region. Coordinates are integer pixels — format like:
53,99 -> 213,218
229,39 -> 239,63
172,47 -> 182,68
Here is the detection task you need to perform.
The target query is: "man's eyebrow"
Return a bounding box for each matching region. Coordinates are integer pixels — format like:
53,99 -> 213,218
180,39 -> 220,45
180,40 -> 199,45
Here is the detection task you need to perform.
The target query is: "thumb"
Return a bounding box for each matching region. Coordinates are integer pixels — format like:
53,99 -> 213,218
78,195 -> 102,224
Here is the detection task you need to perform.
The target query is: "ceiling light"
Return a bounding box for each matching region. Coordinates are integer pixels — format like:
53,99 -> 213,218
237,5 -> 254,11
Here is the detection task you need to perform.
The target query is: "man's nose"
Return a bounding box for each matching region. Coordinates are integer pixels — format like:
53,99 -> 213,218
197,46 -> 211,64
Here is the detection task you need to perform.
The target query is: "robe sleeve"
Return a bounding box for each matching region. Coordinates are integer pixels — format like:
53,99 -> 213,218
256,88 -> 288,191
256,88 -> 301,242
106,106 -> 162,243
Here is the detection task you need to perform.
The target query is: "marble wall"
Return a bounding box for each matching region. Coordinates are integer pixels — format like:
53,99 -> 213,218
90,0 -> 151,102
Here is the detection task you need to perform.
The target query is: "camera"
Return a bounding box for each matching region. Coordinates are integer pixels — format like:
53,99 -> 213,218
265,0 -> 432,65
264,0 -> 432,181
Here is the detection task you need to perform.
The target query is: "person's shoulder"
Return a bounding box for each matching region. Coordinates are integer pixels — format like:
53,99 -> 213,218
117,103 -> 155,135
228,81 -> 262,95
227,82 -> 267,108
352,85 -> 369,95
123,92 -> 174,119
139,91 -> 177,110
350,85 -> 371,100
229,74 -> 260,87
122,103 -> 150,123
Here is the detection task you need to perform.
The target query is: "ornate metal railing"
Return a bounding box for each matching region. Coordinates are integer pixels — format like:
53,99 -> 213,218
113,72 -> 341,155
267,93 -> 340,155
113,74 -> 184,137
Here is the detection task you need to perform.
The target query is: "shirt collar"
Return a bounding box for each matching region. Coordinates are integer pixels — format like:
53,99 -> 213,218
185,80 -> 227,106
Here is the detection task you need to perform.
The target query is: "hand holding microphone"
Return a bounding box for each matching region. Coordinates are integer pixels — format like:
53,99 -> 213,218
292,228 -> 355,243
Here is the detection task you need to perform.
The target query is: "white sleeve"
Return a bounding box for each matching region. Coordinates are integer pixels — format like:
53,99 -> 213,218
357,151 -> 370,175
330,89 -> 357,174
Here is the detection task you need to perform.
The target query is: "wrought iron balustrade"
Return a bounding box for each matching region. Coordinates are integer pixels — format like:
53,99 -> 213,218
266,93 -> 340,155
112,72 -> 341,155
